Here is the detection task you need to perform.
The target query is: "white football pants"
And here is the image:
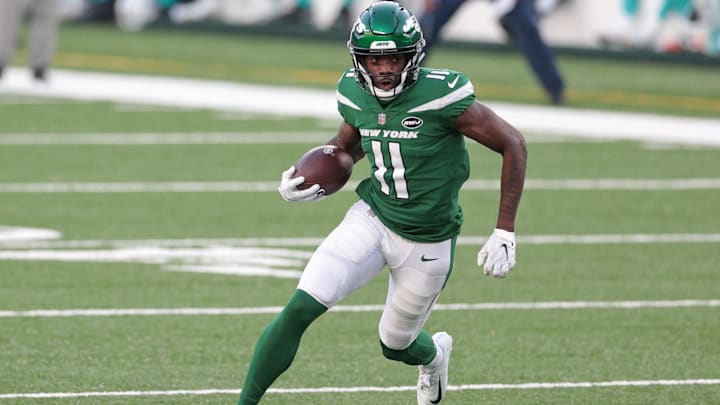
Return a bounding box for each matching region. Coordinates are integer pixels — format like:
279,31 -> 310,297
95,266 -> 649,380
297,200 -> 454,350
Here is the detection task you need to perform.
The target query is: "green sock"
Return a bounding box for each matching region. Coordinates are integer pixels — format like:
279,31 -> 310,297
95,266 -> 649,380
238,289 -> 327,405
380,329 -> 437,366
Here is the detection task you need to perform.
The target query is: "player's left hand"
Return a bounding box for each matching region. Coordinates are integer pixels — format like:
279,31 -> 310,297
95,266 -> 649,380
477,228 -> 516,278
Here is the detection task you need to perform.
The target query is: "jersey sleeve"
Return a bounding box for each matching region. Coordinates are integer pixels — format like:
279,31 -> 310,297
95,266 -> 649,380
408,70 -> 475,131
442,72 -> 475,120
336,69 -> 363,126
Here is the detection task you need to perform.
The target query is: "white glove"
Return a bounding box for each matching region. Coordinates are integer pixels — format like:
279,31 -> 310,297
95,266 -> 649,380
477,228 -> 516,278
278,166 -> 326,202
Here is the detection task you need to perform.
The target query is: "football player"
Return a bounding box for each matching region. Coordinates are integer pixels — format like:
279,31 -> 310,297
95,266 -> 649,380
419,0 -> 566,105
238,2 -> 527,404
0,0 -> 59,81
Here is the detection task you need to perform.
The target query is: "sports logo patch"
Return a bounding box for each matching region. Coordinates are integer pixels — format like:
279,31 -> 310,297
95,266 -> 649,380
401,116 -> 423,129
378,112 -> 387,125
370,41 -> 397,50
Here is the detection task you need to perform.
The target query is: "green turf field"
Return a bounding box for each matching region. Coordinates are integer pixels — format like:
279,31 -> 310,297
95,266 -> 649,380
1,23 -> 719,404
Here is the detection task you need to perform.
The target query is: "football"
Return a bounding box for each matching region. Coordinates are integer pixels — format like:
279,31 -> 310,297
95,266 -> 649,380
294,145 -> 354,196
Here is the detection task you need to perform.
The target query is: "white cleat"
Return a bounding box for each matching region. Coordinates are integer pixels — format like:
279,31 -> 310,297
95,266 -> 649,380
417,332 -> 453,404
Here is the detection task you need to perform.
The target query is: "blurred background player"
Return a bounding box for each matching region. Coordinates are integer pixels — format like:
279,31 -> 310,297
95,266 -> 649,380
82,0 -> 193,31
698,0 -> 720,55
278,0 -> 356,29
535,0 -> 571,16
680,0 -> 720,55
0,0 -> 60,81
597,0 -> 720,54
419,0 -> 566,105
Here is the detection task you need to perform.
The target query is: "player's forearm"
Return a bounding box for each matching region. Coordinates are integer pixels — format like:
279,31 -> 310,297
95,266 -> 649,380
327,123 -> 364,162
495,135 -> 527,232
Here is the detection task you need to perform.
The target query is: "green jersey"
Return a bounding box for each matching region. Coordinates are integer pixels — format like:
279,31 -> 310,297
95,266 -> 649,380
337,67 -> 476,242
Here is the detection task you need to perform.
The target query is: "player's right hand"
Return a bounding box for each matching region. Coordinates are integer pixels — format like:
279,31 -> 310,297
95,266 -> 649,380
278,166 -> 325,202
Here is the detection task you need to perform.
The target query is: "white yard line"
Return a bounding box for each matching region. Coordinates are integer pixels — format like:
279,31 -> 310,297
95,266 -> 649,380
1,379 -> 718,399
1,233 -> 716,279
1,233 -> 719,249
0,132 -> 711,147
1,178 -> 720,193
0,132 -> 703,146
1,300 -> 719,318
1,67 -> 720,146
0,132 -> 331,145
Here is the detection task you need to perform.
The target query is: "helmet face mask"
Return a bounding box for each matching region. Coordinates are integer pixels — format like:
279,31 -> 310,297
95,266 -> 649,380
347,1 -> 425,101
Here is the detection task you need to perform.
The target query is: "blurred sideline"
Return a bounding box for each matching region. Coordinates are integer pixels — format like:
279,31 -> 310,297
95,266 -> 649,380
1,66 -> 719,146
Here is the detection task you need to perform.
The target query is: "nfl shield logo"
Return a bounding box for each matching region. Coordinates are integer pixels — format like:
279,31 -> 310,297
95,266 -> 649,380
378,112 -> 386,125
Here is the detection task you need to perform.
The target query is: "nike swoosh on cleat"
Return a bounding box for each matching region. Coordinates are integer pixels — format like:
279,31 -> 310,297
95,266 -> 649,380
430,384 -> 442,404
421,255 -> 439,262
447,75 -> 459,88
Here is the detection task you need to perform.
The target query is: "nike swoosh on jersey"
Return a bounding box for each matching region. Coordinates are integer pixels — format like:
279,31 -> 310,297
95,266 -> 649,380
421,255 -> 439,262
447,75 -> 460,88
